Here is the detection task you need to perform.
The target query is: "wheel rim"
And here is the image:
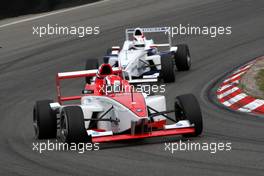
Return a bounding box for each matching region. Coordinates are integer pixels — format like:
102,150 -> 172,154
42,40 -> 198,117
60,112 -> 68,142
33,107 -> 39,139
187,55 -> 191,68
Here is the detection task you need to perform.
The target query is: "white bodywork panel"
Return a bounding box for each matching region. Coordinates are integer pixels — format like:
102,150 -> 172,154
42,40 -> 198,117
146,55 -> 161,70
87,130 -> 113,137
164,120 -> 192,129
170,46 -> 178,52
118,49 -> 149,77
145,95 -> 167,121
108,56 -> 118,66
116,40 -> 162,79
80,96 -> 148,133
81,98 -> 104,129
50,102 -> 61,110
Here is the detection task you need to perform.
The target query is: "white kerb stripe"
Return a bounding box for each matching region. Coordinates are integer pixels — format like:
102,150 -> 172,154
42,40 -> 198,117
222,101 -> 232,107
222,93 -> 247,107
232,64 -> 252,74
232,80 -> 239,84
217,87 -> 239,99
238,99 -> 264,112
223,71 -> 246,83
238,108 -> 251,113
218,84 -> 233,92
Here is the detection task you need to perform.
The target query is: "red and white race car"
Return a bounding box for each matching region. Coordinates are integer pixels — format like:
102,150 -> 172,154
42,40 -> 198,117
33,64 -> 203,144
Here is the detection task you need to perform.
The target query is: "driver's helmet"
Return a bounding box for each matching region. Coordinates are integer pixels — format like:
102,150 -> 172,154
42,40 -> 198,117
103,75 -> 122,94
96,63 -> 113,79
133,28 -> 145,49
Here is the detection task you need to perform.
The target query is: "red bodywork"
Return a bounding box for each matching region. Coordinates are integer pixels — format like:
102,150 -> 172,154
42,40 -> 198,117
92,128 -> 195,143
56,64 -> 195,143
56,65 -> 123,103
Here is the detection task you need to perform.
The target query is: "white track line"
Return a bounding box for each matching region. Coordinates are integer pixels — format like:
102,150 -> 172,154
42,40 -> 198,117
0,0 -> 109,28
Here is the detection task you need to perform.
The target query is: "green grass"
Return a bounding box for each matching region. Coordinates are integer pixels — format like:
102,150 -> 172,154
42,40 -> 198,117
256,69 -> 264,94
238,82 -> 246,91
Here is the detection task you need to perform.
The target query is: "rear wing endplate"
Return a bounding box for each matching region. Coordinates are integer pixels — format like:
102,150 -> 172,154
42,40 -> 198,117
56,68 -> 122,104
125,27 -> 172,47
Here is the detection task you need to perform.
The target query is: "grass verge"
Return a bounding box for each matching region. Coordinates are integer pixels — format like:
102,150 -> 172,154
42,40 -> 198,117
256,69 -> 264,94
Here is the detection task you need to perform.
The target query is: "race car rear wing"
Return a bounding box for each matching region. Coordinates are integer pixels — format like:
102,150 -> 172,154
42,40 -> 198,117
56,68 -> 122,104
125,27 -> 172,47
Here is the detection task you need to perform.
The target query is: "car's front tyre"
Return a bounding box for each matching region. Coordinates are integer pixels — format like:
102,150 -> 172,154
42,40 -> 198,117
33,100 -> 57,139
174,44 -> 191,71
175,94 -> 203,137
59,106 -> 90,144
160,53 -> 175,83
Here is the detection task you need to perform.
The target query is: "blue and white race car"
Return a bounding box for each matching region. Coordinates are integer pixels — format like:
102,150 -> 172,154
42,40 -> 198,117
101,27 -> 191,83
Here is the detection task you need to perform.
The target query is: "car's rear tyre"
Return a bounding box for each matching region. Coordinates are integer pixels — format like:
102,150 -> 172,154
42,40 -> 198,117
174,44 -> 191,71
85,59 -> 99,84
33,100 -> 57,139
59,106 -> 90,144
175,94 -> 203,137
160,53 -> 175,83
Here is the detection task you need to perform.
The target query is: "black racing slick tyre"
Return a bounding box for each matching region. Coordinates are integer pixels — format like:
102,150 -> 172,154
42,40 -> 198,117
33,100 -> 57,139
174,44 -> 191,71
85,59 -> 99,84
160,53 -> 175,83
176,94 -> 203,137
59,106 -> 90,144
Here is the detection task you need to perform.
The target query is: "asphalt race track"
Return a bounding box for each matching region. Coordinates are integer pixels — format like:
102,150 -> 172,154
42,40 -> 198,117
0,0 -> 264,175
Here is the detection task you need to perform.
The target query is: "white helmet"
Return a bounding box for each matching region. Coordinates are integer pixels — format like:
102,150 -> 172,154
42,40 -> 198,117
132,28 -> 145,49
